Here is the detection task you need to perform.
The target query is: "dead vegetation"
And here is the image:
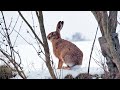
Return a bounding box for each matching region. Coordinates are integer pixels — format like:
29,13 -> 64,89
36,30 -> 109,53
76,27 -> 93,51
0,65 -> 17,79
64,72 -> 120,79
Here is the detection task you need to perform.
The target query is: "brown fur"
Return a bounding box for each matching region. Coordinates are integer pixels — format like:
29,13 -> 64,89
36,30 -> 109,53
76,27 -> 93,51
47,21 -> 83,69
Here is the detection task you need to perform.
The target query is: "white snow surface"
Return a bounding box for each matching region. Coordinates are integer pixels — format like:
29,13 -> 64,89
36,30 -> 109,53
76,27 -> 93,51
4,40 -> 106,79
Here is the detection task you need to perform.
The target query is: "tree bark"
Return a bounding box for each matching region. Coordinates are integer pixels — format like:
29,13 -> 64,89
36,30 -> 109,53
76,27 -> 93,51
92,11 -> 120,78
98,36 -> 118,78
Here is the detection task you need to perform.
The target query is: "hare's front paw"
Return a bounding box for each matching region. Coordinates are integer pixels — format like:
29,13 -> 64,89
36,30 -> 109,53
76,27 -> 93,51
57,67 -> 62,69
62,66 -> 71,70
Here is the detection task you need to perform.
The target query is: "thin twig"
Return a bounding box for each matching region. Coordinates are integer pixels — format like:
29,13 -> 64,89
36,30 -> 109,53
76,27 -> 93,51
18,11 -> 48,63
92,57 -> 103,69
8,17 -> 13,29
92,57 -> 108,73
26,29 -> 35,39
88,26 -> 98,75
94,46 -> 105,64
0,47 -> 11,56
13,49 -> 22,66
13,21 -> 23,47
1,11 -> 13,58
0,29 -> 5,37
1,11 -> 7,28
0,58 -> 11,68
0,19 -> 6,36
19,11 -> 53,63
14,28 -> 46,61
13,26 -> 46,63
18,11 -> 44,46
31,11 -> 35,31
13,27 -> 46,62
0,48 -> 12,62
9,15 -> 19,35
13,28 -> 33,45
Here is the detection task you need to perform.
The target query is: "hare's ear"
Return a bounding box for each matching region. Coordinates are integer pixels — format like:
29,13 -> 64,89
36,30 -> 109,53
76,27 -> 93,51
56,21 -> 64,32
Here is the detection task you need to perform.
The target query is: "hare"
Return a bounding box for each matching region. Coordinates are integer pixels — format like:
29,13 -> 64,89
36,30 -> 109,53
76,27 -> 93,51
47,21 -> 83,70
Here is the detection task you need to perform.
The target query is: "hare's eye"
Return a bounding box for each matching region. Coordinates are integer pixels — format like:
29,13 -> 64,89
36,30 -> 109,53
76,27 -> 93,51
52,33 -> 56,36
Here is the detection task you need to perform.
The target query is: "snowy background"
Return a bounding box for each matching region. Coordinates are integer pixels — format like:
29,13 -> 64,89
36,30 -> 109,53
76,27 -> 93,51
12,41 -> 105,79
0,11 -> 120,79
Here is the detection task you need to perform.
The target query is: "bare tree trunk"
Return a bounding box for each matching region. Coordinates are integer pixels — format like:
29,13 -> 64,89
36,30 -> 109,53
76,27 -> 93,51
92,11 -> 120,78
98,36 -> 118,78
36,11 -> 57,79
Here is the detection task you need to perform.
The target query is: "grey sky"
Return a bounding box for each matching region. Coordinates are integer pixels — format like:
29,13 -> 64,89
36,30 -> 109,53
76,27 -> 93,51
1,11 -> 120,45
43,11 -> 102,40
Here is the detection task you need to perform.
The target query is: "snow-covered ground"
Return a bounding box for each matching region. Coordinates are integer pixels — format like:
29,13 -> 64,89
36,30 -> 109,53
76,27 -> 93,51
6,40 -> 106,79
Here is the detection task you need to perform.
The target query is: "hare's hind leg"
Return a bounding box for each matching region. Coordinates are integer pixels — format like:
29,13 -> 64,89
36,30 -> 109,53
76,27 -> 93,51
57,59 -> 63,69
63,55 -> 76,67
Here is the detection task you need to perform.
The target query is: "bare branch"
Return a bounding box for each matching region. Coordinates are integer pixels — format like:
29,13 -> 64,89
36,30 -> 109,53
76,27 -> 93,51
8,17 -> 13,29
1,11 -> 7,28
0,48 -> 11,60
31,11 -> 35,30
12,25 -> 46,63
13,28 -> 32,45
88,26 -> 98,75
0,30 -> 5,37
13,21 -> 23,47
9,15 -> 19,35
92,57 -> 104,70
0,20 -> 6,37
1,11 -> 13,57
0,48 -> 26,79
18,11 -> 44,46
0,58 -> 11,68
92,57 -> 108,73
13,49 -> 22,66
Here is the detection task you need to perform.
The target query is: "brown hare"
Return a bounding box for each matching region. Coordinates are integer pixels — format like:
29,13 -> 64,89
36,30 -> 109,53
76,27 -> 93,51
47,21 -> 83,70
